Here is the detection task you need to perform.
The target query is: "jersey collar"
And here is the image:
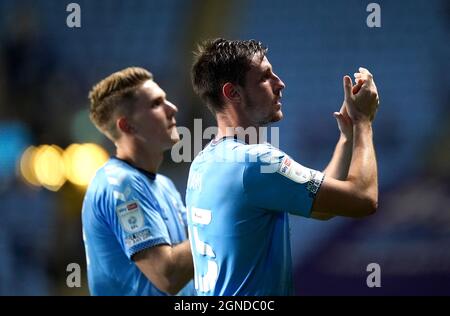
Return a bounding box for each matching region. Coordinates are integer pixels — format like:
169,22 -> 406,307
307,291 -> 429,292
211,135 -> 248,147
111,156 -> 156,180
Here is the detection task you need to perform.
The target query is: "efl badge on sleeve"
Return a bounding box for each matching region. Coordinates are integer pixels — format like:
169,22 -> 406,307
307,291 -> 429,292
116,201 -> 145,233
278,156 -> 313,184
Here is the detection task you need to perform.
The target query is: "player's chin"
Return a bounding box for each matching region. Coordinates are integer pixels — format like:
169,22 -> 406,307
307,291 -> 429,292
165,129 -> 180,147
164,136 -> 180,152
170,134 -> 180,145
170,126 -> 180,140
271,109 -> 283,122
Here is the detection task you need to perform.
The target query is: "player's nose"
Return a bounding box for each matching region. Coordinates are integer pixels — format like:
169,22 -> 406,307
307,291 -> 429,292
164,100 -> 178,116
273,73 -> 285,91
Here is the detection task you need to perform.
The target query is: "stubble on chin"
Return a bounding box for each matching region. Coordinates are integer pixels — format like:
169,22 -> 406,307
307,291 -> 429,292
170,128 -> 180,143
260,110 -> 283,126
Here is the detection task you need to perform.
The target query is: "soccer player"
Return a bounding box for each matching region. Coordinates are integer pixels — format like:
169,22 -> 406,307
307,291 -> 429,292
82,67 -> 194,296
186,39 -> 379,295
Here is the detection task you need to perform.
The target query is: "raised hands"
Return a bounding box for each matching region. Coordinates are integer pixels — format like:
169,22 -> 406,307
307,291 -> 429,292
342,67 -> 379,123
334,103 -> 353,140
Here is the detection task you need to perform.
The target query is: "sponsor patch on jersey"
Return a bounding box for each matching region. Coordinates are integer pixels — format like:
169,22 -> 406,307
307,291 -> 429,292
191,207 -> 212,225
116,200 -> 145,233
277,156 -> 313,184
124,228 -> 152,247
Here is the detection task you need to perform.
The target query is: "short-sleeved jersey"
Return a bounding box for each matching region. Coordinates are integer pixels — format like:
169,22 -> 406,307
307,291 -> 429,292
185,137 -> 324,296
82,157 -> 194,296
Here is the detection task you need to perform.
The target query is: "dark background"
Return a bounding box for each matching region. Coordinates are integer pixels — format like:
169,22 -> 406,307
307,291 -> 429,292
0,0 -> 449,295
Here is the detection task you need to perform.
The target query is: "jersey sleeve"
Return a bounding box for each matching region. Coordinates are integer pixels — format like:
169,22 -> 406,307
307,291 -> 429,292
242,145 -> 324,217
104,173 -> 171,259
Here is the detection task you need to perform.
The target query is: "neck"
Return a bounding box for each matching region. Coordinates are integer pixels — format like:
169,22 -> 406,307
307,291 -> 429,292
115,140 -> 163,174
216,111 -> 262,144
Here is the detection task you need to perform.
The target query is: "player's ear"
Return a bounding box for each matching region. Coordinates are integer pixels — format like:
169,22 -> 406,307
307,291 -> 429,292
117,117 -> 135,134
222,82 -> 241,104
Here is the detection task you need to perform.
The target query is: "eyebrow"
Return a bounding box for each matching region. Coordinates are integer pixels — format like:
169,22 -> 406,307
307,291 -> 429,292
151,93 -> 166,104
261,66 -> 272,77
262,64 -> 272,72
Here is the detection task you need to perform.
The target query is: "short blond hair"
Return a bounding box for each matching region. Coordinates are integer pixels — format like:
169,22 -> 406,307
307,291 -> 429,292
88,67 -> 153,139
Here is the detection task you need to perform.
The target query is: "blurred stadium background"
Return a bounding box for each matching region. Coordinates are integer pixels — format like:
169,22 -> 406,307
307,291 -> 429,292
0,0 -> 449,295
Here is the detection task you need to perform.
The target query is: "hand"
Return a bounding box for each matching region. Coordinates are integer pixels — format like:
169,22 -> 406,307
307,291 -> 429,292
333,103 -> 353,141
343,67 -> 379,123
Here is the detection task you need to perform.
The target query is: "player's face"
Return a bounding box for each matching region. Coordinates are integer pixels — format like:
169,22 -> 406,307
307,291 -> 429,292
240,55 -> 285,126
129,80 -> 179,151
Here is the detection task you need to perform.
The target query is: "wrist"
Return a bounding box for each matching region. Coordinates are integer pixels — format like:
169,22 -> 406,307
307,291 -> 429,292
353,119 -> 372,129
339,133 -> 353,144
353,121 -> 373,136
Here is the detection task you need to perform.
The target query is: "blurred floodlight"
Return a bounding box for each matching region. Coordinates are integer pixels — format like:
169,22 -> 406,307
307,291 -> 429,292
20,145 -> 41,187
64,143 -> 108,187
33,145 -> 66,191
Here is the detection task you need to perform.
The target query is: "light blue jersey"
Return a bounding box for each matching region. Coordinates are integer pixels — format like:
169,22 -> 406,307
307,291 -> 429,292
186,137 -> 324,296
82,157 -> 194,296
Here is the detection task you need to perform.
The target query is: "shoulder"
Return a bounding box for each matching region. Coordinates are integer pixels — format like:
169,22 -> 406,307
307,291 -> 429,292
155,174 -> 180,194
199,139 -> 287,164
243,143 -> 287,164
242,144 -> 292,182
87,158 -> 150,200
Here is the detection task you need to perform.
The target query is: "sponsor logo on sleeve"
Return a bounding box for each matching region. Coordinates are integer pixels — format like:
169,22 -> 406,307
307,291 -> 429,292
306,171 -> 324,195
124,229 -> 152,248
277,156 -> 312,184
116,200 -> 145,233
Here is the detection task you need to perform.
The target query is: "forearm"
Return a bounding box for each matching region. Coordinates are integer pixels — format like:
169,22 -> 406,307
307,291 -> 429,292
324,135 -> 353,180
314,136 -> 351,221
168,240 -> 194,293
134,240 -> 194,295
347,122 -> 378,207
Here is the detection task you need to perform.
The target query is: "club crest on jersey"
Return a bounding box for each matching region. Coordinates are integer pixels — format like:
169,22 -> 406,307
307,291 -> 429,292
116,200 -> 145,233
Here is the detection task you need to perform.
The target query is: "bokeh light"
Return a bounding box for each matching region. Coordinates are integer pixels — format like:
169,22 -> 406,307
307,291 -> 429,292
33,145 -> 66,191
64,143 -> 109,187
19,145 -> 40,187
20,143 -> 109,190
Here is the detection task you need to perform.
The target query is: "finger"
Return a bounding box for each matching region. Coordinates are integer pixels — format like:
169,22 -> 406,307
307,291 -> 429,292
343,76 -> 353,100
358,67 -> 373,76
352,79 -> 364,94
361,77 -> 373,88
333,112 -> 344,125
354,74 -> 368,82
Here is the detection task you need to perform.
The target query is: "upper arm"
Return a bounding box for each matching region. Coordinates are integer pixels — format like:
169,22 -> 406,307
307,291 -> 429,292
311,176 -> 377,217
243,146 -> 324,217
310,210 -> 335,221
105,175 -> 171,259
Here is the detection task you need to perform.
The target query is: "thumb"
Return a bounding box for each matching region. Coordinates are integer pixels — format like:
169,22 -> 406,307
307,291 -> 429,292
333,112 -> 343,122
343,76 -> 353,101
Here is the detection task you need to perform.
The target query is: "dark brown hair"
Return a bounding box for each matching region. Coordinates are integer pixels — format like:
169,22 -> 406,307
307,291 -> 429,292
191,38 -> 267,113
